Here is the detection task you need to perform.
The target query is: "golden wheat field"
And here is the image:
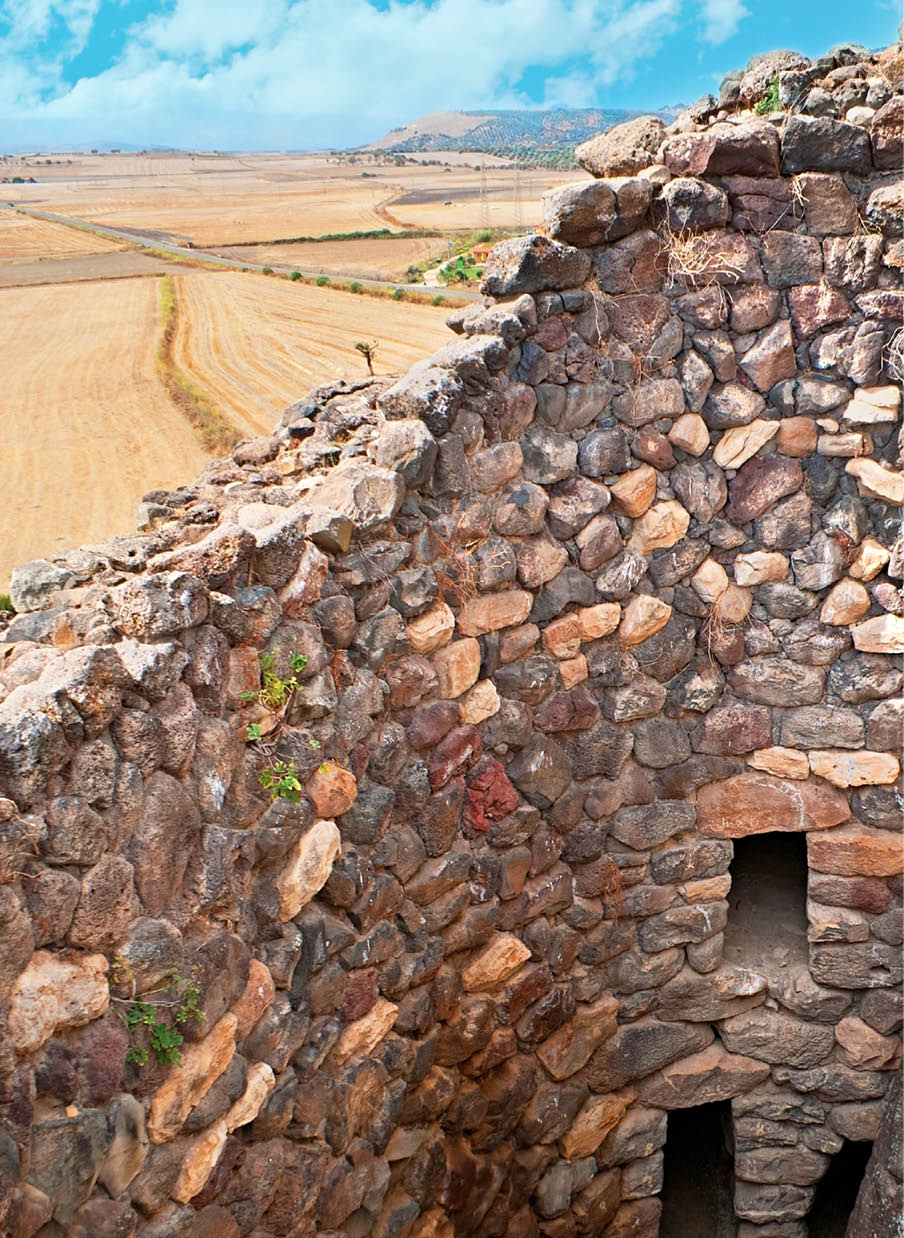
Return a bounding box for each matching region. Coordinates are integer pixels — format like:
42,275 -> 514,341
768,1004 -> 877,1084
3,152 -> 574,245
0,211 -> 124,262
0,279 -> 208,582
170,270 -> 453,438
0,149 -> 567,583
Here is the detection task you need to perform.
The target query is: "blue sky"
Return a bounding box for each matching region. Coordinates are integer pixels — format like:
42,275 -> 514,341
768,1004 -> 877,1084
1,0 -> 899,150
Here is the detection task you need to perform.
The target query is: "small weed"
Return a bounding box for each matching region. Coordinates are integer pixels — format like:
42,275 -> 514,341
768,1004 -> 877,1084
754,77 -> 781,116
242,649 -> 308,715
115,965 -> 203,1068
315,274 -> 330,286
245,722 -> 263,742
392,287 -> 405,300
0,594 -> 14,613
349,280 -> 362,293
259,760 -> 302,802
432,294 -> 445,306
289,269 -> 301,281
262,265 -> 274,275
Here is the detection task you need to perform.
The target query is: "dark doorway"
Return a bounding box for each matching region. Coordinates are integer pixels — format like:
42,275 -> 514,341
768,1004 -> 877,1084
723,831 -> 809,974
808,1140 -> 873,1237
660,1101 -> 736,1237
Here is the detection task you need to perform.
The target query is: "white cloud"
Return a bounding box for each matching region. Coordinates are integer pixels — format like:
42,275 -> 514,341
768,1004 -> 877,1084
698,0 -> 749,44
3,0 -> 685,147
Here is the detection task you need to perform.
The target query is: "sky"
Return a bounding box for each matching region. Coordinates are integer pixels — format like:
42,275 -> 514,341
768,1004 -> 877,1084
0,0 -> 899,151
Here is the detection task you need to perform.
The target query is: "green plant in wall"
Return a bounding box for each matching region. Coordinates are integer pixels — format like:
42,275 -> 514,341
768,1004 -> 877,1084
754,77 -> 780,115
242,649 -> 308,713
258,759 -> 302,802
111,959 -> 202,1068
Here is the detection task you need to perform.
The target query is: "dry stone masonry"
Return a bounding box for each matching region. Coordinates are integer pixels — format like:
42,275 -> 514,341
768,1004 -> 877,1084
0,37 -> 902,1238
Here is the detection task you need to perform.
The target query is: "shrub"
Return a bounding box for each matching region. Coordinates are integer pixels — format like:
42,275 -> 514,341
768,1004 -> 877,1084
289,269 -> 301,281
392,287 -> 405,300
315,275 -> 330,286
262,265 -> 273,275
432,295 -> 445,306
754,77 -> 781,116
349,280 -> 361,293
0,594 -> 13,613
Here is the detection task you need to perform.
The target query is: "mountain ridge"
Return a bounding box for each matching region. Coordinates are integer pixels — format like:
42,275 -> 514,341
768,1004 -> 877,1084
358,105 -> 681,154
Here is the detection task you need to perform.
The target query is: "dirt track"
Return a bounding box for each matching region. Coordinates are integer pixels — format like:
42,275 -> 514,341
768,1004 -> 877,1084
0,280 -> 207,583
171,271 -> 453,438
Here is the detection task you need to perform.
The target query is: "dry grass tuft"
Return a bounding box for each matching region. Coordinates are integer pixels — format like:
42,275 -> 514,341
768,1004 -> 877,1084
659,227 -> 744,291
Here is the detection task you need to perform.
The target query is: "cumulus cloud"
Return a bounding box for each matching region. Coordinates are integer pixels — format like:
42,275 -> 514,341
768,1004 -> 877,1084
698,0 -> 749,44
2,0 -> 684,147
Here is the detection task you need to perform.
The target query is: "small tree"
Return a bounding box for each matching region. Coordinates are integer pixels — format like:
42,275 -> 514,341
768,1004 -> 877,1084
355,341 -> 378,374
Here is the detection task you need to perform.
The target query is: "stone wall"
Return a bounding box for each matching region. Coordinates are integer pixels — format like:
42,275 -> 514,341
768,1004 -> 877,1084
0,40 -> 902,1238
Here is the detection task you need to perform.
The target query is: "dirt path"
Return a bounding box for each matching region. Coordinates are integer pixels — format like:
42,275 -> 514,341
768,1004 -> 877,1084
0,280 -> 207,583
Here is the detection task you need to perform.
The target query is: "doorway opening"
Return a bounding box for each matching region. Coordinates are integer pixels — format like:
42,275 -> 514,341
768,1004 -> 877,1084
807,1140 -> 873,1237
660,1101 -> 736,1237
723,831 -> 809,974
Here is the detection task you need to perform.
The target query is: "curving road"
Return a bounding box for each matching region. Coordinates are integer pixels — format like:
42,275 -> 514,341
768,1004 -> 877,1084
2,203 -> 483,302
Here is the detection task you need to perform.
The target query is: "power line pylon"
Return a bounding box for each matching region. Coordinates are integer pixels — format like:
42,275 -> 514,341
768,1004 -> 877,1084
479,160 -> 490,231
513,161 -> 523,233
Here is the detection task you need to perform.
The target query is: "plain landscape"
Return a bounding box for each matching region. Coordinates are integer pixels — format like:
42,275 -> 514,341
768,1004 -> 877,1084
0,149 -> 577,581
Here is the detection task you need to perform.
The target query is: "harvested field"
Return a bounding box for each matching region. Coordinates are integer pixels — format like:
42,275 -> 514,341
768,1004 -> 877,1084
0,211 -> 124,261
3,152 -> 576,246
0,279 -> 207,583
0,250 -> 187,288
170,270 -> 453,438
213,235 -> 450,281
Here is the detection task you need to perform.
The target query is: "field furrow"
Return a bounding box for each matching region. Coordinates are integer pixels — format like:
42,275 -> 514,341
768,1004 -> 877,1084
0,279 -> 207,583
169,271 -> 453,439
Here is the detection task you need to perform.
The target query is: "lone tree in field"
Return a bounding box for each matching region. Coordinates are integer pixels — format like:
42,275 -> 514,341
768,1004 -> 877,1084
355,340 -> 378,375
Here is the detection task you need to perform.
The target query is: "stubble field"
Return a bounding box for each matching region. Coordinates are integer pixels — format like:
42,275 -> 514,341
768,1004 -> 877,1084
170,270 -> 453,439
0,149 -> 580,583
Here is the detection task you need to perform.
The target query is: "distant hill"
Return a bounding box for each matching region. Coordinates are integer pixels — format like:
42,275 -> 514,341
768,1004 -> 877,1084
359,107 -> 678,155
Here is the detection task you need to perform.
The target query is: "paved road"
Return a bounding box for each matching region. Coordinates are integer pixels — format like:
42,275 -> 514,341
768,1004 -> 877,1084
3,204 -> 483,302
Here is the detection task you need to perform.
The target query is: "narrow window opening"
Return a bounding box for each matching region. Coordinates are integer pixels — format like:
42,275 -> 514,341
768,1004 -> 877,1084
807,1139 -> 873,1237
660,1101 -> 736,1237
723,831 -> 809,975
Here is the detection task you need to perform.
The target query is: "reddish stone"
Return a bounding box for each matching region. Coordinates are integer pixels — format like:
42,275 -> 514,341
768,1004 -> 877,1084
696,773 -> 850,837
696,703 -> 772,755
339,969 -> 378,1023
534,687 -> 601,734
428,726 -> 483,791
726,455 -> 803,525
807,825 -> 903,878
633,426 -> 677,470
788,283 -> 851,339
465,758 -> 519,833
407,701 -> 460,750
607,294 -> 670,352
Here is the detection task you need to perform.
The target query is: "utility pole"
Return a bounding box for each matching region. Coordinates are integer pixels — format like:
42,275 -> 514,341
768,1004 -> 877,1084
513,161 -> 523,233
479,160 -> 490,231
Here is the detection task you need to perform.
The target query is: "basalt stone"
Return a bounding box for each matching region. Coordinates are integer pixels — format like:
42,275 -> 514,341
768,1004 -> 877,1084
671,460 -> 727,525
780,115 -> 873,175
562,720 -> 634,780
695,702 -> 772,755
507,736 -> 572,809
727,456 -> 803,525
610,802 -> 695,850
481,235 -> 591,297
586,1019 -> 714,1092
658,178 -> 730,231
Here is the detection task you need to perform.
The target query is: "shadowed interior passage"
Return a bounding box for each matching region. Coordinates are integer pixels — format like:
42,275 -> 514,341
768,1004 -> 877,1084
660,1101 -> 736,1237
